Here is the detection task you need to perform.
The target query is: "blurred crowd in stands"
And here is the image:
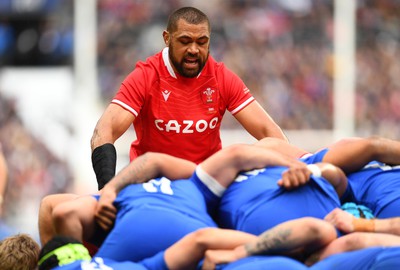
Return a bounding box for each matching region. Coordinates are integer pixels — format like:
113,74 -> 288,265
0,93 -> 72,240
0,0 -> 73,66
97,0 -> 400,136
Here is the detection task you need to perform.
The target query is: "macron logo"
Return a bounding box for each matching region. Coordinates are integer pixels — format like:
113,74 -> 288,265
162,90 -> 171,101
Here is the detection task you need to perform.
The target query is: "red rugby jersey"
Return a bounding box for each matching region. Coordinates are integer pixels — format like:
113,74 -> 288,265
112,48 -> 255,164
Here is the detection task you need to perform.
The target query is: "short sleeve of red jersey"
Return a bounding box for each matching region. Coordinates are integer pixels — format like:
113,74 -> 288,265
216,63 -> 255,115
111,62 -> 149,117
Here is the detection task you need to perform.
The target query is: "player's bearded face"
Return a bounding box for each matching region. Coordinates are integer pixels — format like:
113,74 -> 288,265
169,42 -> 209,78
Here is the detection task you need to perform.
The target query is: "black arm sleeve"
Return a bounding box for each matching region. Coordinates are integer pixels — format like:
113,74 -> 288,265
91,143 -> 117,190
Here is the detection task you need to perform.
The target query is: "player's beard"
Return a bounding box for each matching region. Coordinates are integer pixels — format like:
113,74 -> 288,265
169,44 -> 209,78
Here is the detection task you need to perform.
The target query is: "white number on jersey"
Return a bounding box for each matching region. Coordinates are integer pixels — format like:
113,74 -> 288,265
234,168 -> 265,182
81,257 -> 113,270
142,177 -> 174,195
363,163 -> 400,171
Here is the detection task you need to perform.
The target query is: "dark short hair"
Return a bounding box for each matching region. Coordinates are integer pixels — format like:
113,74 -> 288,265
167,6 -> 210,33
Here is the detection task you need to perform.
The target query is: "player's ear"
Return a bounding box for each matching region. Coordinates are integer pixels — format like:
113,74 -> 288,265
163,30 -> 170,46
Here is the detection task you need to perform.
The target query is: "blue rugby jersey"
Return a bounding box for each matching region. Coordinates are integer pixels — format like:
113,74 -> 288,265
95,175 -> 219,262
216,165 -> 341,235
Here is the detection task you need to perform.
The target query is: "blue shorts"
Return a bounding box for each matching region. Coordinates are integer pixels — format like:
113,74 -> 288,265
311,247 -> 400,270
218,256 -> 308,270
95,205 -> 214,262
139,251 -> 168,270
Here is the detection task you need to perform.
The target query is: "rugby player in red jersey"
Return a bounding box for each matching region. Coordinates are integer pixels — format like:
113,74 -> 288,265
90,7 -> 287,190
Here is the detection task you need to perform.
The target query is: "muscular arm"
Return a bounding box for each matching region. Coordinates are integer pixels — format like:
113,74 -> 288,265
91,104 -> 136,189
254,137 -> 309,159
244,217 -> 336,258
165,217 -> 337,270
200,144 -> 305,188
255,136 -> 400,176
323,136 -> 400,174
325,208 -> 400,235
375,217 -> 400,235
96,152 -> 196,230
234,101 -> 288,142
306,208 -> 400,265
90,103 -> 135,150
201,217 -> 337,269
103,152 -> 196,194
164,228 -> 257,270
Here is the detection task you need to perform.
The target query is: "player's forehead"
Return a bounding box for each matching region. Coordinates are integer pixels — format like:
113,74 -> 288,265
172,19 -> 210,39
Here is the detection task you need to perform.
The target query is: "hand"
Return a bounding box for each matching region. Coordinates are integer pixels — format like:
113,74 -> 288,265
94,187 -> 117,231
202,247 -> 244,270
324,208 -> 355,233
277,164 -> 311,189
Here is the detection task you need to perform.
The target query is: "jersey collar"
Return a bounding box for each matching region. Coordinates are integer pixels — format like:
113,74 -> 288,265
162,47 -> 202,79
162,47 -> 177,79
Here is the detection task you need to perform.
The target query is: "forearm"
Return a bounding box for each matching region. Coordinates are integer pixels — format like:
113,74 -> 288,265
369,136 -> 400,165
164,228 -> 257,270
90,117 -> 120,186
202,144 -> 303,188
245,217 -> 337,257
104,153 -> 161,193
373,218 -> 400,235
92,143 -> 117,190
254,138 -> 308,159
90,103 -> 132,150
234,101 -> 288,142
90,127 -> 114,151
105,152 -> 195,193
198,219 -> 336,269
323,136 -> 400,174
